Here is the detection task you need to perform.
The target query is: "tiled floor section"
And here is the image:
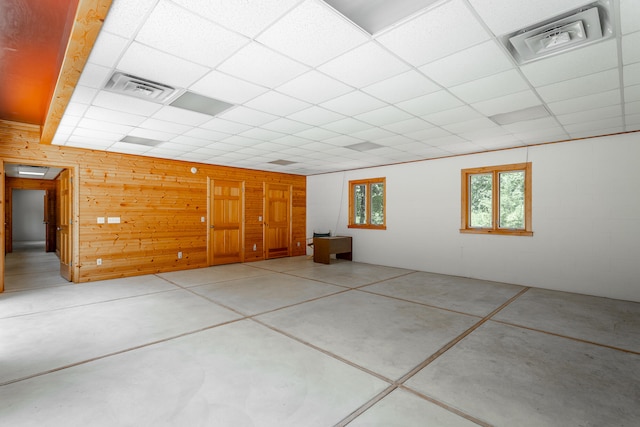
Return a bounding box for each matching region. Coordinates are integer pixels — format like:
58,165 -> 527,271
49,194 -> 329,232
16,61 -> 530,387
2,244 -> 639,426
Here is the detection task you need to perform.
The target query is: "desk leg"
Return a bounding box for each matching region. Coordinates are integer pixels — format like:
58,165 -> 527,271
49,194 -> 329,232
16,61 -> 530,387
314,249 -> 330,264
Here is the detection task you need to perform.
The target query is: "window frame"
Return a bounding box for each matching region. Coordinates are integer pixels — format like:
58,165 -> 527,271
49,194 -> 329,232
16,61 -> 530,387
348,177 -> 386,230
460,162 -> 532,236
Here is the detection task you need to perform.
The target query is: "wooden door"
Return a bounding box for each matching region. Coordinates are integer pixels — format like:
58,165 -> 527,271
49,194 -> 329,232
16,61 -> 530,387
209,179 -> 244,266
44,190 -> 56,252
57,169 -> 73,281
265,183 -> 291,259
1,160 -> 4,293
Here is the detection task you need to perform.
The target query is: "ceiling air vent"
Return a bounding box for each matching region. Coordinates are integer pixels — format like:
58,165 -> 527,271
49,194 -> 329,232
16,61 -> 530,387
501,1 -> 613,64
105,72 -> 178,103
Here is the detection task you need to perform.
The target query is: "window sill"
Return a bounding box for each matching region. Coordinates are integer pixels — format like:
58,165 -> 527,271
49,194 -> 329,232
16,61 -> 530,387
348,224 -> 387,230
459,228 -> 533,236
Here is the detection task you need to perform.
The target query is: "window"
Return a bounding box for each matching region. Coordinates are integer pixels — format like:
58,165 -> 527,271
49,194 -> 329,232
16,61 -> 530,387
460,163 -> 532,236
349,177 -> 386,229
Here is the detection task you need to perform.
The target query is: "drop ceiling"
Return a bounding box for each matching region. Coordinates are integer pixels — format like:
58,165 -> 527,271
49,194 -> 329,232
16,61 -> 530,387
7,0 -> 640,175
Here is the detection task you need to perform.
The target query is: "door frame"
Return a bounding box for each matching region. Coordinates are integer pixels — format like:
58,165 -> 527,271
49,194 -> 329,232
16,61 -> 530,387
0,160 -> 79,291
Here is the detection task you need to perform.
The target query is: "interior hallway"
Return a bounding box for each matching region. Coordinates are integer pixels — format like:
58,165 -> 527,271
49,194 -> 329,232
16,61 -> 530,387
1,248 -> 639,426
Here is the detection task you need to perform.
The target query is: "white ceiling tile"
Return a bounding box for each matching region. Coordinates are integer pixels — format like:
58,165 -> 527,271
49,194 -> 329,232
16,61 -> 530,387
354,106 -> 413,126
351,127 -> 396,141
294,127 -> 340,141
190,71 -> 267,104
238,128 -> 286,141
273,135 -> 315,147
59,115 -> 81,128
547,89 -> 621,115
450,69 -> 529,104
536,69 -> 620,103
620,0 -> 640,35
199,118 -> 253,134
626,85 -> 640,102
137,1 -> 249,68
77,117 -> 133,135
66,136 -> 115,150
101,0 -> 157,38
172,0 -> 300,38
320,91 -> 387,116
276,71 -> 353,104
321,118 -> 373,134
374,135 -> 416,147
257,0 -> 368,67
322,135 -> 366,147
382,117 -> 434,134
459,127 -> 509,142
423,106 -> 483,126
128,127 -> 178,141
217,106 -> 279,126
515,128 -> 569,144
152,105 -> 212,126
171,135 -> 218,148
288,106 -> 346,126
87,31 -> 129,68
118,42 -> 209,88
467,0 -> 588,36
440,141 -> 485,154
624,63 -> 640,86
318,42 -> 410,88
362,70 -> 440,104
475,136 -> 522,150
622,31 -> 640,65
376,0 -> 490,66
108,142 -> 152,154
217,42 -> 309,88
92,91 -> 162,116
521,40 -> 619,87
471,90 -> 541,116
221,135 -> 263,147
182,128 -> 230,142
69,86 -> 98,105
138,118 -> 192,134
64,102 -> 90,118
502,117 -> 562,133
564,116 -> 624,134
76,63 -> 111,89
245,91 -> 311,116
84,105 -> 147,126
262,118 -> 311,134
420,40 -> 514,87
443,117 -> 497,134
569,125 -> 625,139
397,91 -> 463,116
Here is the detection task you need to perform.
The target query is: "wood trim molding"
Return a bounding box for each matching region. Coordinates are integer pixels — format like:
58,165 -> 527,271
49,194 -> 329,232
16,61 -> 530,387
40,0 -> 113,145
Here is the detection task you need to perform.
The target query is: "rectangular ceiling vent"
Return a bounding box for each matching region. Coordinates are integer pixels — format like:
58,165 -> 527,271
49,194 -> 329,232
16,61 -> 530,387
501,1 -> 613,64
105,72 -> 178,103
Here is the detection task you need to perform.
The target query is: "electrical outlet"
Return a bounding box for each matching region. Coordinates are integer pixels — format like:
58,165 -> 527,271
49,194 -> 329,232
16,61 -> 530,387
97,258 -> 102,266
253,244 -> 257,251
201,216 -> 205,222
178,251 -> 183,259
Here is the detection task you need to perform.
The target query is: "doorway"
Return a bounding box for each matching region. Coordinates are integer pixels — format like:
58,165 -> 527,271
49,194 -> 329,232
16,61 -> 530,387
1,162 -> 76,292
264,183 -> 292,259
208,178 -> 244,266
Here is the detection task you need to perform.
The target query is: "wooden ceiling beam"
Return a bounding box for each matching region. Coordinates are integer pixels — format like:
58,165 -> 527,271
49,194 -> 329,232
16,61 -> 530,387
40,0 -> 112,145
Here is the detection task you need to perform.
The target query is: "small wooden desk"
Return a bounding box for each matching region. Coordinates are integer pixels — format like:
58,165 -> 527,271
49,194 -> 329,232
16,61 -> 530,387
313,236 -> 352,264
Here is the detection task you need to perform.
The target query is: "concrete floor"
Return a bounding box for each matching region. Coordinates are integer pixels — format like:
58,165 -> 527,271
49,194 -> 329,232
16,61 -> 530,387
1,243 -> 639,426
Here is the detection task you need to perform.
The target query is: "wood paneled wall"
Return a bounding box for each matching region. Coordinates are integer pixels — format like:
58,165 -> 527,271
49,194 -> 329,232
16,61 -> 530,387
1,120 -> 306,283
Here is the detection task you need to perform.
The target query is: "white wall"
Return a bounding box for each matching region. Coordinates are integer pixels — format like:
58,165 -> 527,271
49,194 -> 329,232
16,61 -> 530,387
307,133 -> 640,302
12,189 -> 46,242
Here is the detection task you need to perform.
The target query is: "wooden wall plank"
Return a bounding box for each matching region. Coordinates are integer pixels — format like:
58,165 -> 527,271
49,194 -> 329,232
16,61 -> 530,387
1,120 -> 306,283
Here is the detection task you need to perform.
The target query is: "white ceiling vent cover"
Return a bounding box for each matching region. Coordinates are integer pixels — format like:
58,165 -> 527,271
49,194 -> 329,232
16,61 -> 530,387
502,1 -> 613,64
105,72 -> 177,103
